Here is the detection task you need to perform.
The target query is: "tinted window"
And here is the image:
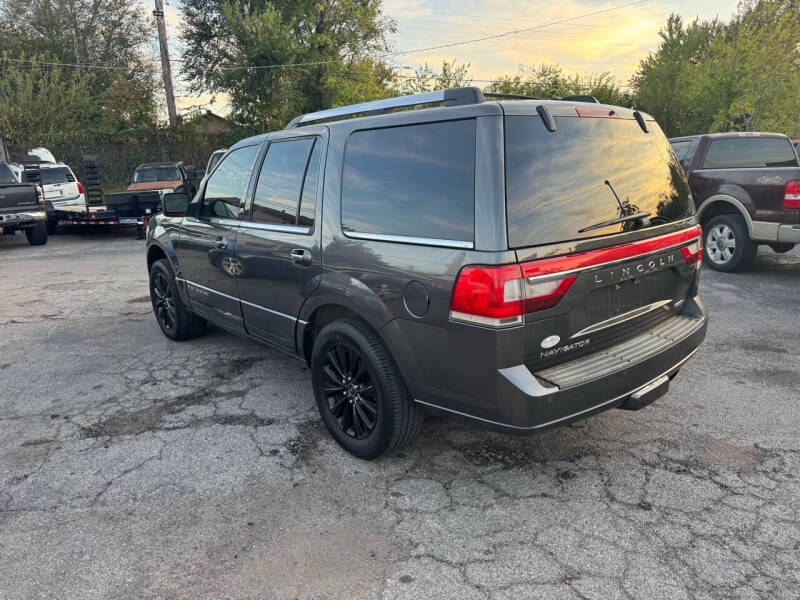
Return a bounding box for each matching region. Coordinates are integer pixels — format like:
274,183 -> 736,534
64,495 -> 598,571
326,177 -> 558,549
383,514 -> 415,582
670,141 -> 692,162
341,119 -> 475,242
133,166 -> 181,182
252,138 -> 314,226
702,137 -> 798,169
0,163 -> 16,184
506,116 -> 693,248
299,140 -> 321,227
200,145 -> 259,219
40,167 -> 73,185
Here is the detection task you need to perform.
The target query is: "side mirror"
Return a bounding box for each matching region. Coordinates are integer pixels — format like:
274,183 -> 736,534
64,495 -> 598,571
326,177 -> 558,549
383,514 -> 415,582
162,192 -> 190,217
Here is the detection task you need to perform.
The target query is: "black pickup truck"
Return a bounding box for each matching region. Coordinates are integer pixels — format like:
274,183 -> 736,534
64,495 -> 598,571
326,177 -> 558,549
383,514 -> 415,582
0,161 -> 48,245
670,132 -> 800,271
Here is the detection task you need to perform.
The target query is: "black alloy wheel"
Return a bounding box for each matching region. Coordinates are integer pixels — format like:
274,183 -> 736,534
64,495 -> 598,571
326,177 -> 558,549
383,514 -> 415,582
151,271 -> 177,334
321,342 -> 379,439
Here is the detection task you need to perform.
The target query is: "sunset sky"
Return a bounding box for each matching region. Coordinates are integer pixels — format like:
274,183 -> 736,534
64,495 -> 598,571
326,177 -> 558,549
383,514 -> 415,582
154,0 -> 741,116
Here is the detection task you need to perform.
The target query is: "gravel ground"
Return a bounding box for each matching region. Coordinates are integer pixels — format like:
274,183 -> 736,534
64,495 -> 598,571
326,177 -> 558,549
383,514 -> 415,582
1,229 -> 798,600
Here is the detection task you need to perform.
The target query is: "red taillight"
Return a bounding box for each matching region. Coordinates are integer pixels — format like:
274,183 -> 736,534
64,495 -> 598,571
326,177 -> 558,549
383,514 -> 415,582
450,264 -> 576,327
450,226 -> 703,328
783,180 -> 800,209
450,264 -> 525,327
680,232 -> 703,269
77,182 -> 84,195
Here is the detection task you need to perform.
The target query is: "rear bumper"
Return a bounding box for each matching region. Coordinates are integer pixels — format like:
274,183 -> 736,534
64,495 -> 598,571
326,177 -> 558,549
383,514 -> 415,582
752,220 -> 800,244
395,296 -> 707,433
777,224 -> 800,244
0,211 -> 46,227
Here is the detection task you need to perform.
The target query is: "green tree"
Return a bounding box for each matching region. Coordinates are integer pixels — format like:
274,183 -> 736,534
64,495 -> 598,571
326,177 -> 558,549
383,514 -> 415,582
0,55 -> 95,140
631,2 -> 800,137
0,0 -> 158,135
398,60 -> 472,94
180,0 -> 397,129
485,64 -> 633,106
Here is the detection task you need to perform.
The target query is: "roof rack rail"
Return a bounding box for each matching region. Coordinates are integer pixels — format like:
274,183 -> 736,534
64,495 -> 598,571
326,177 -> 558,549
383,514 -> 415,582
283,87 -> 602,129
285,86 -> 485,128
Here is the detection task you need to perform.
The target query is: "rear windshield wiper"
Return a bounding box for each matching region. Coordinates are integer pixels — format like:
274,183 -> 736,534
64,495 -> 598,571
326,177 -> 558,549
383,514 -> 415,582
578,210 -> 652,233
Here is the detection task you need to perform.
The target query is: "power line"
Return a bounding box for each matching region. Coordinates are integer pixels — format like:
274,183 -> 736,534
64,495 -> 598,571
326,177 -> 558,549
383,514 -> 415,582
389,0 -> 649,55
2,0 -> 649,73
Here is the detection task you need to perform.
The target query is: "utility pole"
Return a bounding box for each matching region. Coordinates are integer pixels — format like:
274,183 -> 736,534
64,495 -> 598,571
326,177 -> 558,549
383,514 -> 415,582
153,0 -> 178,127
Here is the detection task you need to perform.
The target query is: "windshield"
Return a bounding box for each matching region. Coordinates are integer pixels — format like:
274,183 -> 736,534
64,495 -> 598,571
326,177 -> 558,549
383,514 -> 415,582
40,167 -> 73,185
505,115 -> 693,248
133,166 -> 180,183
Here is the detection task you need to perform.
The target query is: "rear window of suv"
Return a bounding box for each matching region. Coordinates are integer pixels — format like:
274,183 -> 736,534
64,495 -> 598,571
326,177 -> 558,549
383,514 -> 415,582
702,137 -> 798,169
40,167 -> 74,185
341,119 -> 475,243
505,115 -> 693,248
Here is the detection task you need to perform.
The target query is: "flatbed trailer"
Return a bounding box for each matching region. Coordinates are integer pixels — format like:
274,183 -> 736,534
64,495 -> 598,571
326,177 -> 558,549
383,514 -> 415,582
52,190 -> 161,238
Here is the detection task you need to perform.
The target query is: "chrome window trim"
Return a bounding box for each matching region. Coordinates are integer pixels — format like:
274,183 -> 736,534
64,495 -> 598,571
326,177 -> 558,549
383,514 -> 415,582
240,221 -> 311,235
175,278 -> 307,325
343,231 -> 474,249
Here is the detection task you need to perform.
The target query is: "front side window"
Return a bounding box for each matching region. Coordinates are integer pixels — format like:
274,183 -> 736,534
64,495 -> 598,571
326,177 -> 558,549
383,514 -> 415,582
251,138 -> 316,226
702,137 -> 798,169
200,145 -> 259,219
0,163 -> 18,184
341,119 -> 476,243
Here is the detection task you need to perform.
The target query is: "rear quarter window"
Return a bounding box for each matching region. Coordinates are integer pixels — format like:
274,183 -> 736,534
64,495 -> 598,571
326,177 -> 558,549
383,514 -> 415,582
702,137 -> 799,169
670,140 -> 692,162
341,119 -> 476,243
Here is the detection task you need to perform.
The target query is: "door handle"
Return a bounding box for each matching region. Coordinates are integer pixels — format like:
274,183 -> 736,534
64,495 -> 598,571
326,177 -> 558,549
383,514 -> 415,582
213,236 -> 228,250
290,248 -> 312,266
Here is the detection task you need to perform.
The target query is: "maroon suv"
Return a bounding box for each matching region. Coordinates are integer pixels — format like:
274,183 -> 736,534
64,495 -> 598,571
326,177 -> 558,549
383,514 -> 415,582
670,132 -> 800,271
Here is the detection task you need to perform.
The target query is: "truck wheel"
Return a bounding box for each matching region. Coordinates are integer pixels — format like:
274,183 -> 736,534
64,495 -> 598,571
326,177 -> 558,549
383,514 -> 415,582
149,258 -> 207,341
311,318 -> 423,459
703,214 -> 757,272
25,222 -> 48,246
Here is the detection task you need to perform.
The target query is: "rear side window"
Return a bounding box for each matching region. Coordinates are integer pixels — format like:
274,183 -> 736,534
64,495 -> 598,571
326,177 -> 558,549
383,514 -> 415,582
670,141 -> 692,162
341,119 -> 475,243
702,137 -> 798,169
40,167 -> 74,185
505,115 -> 693,248
251,137 -> 319,227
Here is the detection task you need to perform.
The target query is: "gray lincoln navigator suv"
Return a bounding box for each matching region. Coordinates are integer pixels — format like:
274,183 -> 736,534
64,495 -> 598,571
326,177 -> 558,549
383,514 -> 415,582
146,87 -> 707,458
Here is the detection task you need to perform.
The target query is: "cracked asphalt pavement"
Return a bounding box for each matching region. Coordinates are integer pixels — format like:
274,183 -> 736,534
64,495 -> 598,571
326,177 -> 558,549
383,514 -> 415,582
1,231 -> 798,599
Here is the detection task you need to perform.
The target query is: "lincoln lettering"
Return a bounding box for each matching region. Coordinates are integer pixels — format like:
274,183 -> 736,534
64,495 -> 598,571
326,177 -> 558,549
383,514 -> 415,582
593,254 -> 676,285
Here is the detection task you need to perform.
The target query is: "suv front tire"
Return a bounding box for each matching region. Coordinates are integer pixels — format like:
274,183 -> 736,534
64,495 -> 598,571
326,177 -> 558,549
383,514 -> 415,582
703,214 -> 757,272
149,258 -> 207,340
310,319 -> 423,459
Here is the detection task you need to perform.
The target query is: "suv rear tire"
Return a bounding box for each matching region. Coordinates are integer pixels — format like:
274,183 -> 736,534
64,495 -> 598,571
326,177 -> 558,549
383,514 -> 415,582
25,222 -> 48,246
703,214 -> 757,272
149,258 -> 207,340
311,319 -> 423,459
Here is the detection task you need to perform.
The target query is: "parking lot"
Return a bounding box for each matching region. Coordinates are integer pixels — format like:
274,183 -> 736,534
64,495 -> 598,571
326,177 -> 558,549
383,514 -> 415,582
0,230 -> 798,599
